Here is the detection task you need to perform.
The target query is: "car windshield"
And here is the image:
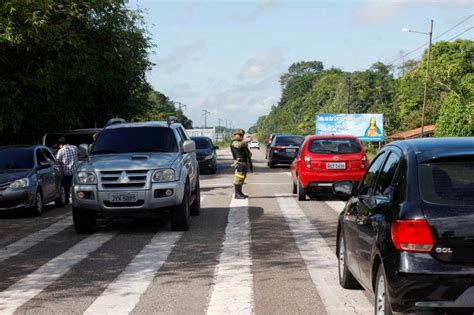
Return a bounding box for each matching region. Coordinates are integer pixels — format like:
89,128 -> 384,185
0,148 -> 34,169
91,127 -> 178,154
274,136 -> 304,146
308,139 -> 362,154
192,138 -> 212,149
418,158 -> 474,206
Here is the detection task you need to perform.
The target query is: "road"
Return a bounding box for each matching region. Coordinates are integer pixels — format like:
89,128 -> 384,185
0,148 -> 374,315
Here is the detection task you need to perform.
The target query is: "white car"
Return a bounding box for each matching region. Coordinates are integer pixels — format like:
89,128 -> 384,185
249,140 -> 260,149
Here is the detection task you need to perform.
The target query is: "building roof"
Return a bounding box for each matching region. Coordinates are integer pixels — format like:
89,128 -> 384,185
388,125 -> 435,140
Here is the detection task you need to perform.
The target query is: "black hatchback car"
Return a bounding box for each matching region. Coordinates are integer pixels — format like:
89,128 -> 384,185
334,138 -> 474,314
267,134 -> 304,168
191,136 -> 218,174
0,146 -> 64,216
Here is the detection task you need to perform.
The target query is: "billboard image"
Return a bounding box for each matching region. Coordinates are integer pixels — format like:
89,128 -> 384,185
315,113 -> 384,142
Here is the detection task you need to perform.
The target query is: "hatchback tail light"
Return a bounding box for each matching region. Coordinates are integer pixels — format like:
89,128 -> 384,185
272,146 -> 284,151
304,155 -> 311,169
391,220 -> 434,253
361,155 -> 369,169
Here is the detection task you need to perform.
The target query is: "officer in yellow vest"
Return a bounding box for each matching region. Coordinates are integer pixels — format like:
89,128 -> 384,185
230,128 -> 253,199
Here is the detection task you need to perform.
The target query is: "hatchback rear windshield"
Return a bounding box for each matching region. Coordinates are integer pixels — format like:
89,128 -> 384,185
418,159 -> 474,206
192,138 -> 212,149
0,148 -> 34,169
274,136 -> 304,146
91,127 -> 178,154
308,138 -> 362,154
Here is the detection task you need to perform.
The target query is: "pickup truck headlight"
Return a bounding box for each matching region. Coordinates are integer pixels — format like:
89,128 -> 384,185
153,169 -> 176,182
9,178 -> 29,189
76,171 -> 97,184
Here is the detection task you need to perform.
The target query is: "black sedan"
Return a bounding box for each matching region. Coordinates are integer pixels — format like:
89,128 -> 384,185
0,146 -> 65,216
267,134 -> 304,168
191,136 -> 218,174
333,137 -> 474,314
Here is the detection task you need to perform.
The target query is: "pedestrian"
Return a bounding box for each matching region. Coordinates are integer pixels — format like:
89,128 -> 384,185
230,128 -> 253,199
56,137 -> 79,205
89,133 -> 98,153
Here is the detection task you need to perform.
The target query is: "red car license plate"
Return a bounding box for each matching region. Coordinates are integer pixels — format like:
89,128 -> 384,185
326,162 -> 346,170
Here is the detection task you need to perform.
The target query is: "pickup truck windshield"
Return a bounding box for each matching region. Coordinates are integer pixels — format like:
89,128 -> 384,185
91,127 -> 178,154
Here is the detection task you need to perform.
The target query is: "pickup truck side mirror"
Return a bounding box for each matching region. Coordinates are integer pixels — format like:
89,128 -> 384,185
183,140 -> 196,153
78,144 -> 89,158
213,145 -> 219,150
332,180 -> 356,198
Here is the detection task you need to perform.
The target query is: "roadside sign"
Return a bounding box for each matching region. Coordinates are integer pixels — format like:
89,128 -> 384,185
315,113 -> 384,142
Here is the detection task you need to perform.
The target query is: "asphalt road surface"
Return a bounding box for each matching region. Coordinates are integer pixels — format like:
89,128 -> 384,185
0,148 -> 374,315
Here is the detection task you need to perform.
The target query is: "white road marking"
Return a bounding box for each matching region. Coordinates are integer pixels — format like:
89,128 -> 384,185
325,200 -> 347,214
0,216 -> 72,263
200,195 -> 206,203
84,232 -> 183,315
276,194 -> 373,315
285,172 -> 291,177
0,232 -> 117,315
207,196 -> 252,315
201,183 -> 233,189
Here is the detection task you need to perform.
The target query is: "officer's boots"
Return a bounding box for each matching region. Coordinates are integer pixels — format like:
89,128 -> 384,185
234,184 -> 248,199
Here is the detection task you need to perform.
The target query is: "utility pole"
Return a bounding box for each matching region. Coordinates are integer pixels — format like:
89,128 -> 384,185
217,118 -> 223,130
420,19 -> 433,138
202,109 -> 210,128
176,102 -> 187,112
346,74 -> 352,114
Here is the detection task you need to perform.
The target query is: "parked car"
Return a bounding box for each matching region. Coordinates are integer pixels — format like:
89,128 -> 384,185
249,140 -> 260,150
290,135 -> 368,200
191,136 -> 218,174
0,145 -> 64,216
267,134 -> 304,168
334,137 -> 474,314
72,119 -> 200,233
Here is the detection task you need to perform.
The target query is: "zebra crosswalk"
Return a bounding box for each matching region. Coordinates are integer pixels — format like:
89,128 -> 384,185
0,187 -> 373,315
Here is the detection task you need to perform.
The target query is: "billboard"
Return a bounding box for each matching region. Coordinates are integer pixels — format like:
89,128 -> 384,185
315,114 -> 384,142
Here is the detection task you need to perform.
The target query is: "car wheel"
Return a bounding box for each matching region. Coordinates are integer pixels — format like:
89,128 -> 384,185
338,229 -> 360,289
209,166 -> 217,174
375,265 -> 393,315
73,207 -> 97,234
297,177 -> 306,201
269,162 -> 275,168
171,181 -> 190,231
55,185 -> 66,207
30,190 -> 43,216
190,180 -> 201,216
292,180 -> 297,194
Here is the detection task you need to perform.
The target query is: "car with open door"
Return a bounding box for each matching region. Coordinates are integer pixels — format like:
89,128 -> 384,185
334,137 -> 474,314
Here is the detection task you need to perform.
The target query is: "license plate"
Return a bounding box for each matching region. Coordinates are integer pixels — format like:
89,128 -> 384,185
327,162 -> 346,170
110,193 -> 138,203
286,148 -> 296,153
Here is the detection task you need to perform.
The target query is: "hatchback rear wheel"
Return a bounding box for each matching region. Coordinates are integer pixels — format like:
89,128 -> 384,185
375,265 -> 393,315
297,177 -> 306,201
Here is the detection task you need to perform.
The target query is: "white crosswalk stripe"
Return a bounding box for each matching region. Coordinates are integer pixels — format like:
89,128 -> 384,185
0,232 -> 117,315
84,232 -> 183,315
207,196 -> 253,315
0,215 -> 72,263
276,193 -> 373,315
325,200 -> 347,214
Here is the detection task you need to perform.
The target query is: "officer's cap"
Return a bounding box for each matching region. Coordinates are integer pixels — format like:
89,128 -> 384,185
232,128 -> 245,136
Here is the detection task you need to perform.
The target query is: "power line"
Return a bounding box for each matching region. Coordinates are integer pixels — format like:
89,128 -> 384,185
446,26 -> 474,42
387,14 -> 473,65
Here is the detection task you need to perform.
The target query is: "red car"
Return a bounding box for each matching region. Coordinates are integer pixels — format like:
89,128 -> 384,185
290,135 -> 369,200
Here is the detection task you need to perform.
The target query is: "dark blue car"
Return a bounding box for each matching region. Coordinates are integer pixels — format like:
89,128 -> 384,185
191,136 -> 218,174
334,137 -> 474,314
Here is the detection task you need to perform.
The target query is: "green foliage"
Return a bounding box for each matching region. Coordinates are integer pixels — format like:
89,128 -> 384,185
255,40 -> 474,140
0,0 -> 185,145
435,92 -> 472,137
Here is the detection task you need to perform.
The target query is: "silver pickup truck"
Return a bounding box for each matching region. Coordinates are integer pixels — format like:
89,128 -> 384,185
72,119 -> 200,233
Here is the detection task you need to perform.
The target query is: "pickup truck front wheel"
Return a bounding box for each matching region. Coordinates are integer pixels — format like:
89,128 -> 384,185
73,207 -> 97,234
171,182 -> 190,231
190,179 -> 201,216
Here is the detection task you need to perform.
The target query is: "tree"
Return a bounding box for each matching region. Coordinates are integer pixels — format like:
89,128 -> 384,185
435,92 -> 472,137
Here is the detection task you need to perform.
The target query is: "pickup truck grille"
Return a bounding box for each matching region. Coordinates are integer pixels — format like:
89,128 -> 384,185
99,170 -> 149,190
0,182 -> 11,191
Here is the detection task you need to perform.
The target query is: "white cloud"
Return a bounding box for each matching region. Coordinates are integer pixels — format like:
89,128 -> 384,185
354,0 -> 473,26
155,39 -> 207,73
228,0 -> 280,23
239,48 -> 286,80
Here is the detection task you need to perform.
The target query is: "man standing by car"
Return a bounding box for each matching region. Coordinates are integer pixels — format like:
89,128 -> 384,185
56,137 -> 78,204
230,129 -> 253,199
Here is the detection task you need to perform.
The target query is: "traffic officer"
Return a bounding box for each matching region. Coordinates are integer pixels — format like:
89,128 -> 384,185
230,128 -> 253,199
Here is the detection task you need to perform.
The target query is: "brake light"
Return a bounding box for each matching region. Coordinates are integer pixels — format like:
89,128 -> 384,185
304,155 -> 311,169
391,220 -> 434,253
272,146 -> 284,151
361,155 -> 368,169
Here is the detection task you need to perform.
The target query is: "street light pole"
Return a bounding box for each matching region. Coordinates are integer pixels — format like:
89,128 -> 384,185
420,19 -> 433,138
402,20 -> 434,138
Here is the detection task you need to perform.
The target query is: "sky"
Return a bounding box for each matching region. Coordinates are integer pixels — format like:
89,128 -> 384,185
128,0 -> 473,130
